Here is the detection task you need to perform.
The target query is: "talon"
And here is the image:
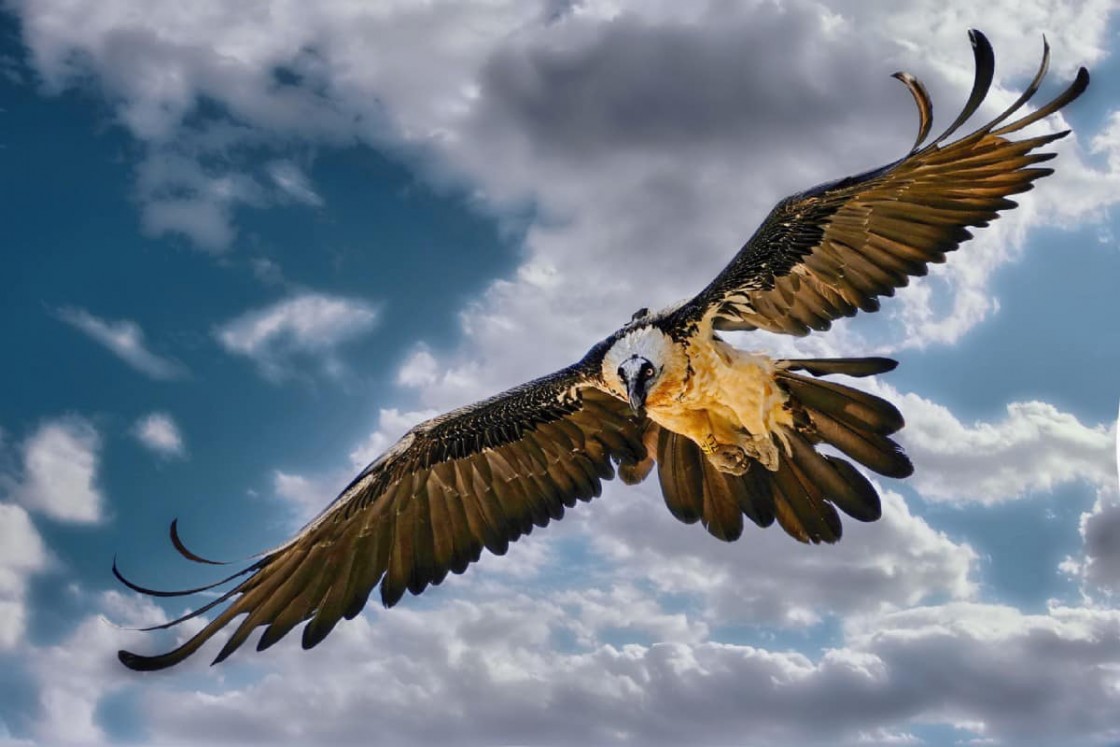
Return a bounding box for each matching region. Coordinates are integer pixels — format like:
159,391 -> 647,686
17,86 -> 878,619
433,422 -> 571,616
707,445 -> 750,476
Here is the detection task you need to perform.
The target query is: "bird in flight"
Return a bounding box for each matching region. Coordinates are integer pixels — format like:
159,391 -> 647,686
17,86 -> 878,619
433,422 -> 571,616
116,30 -> 1089,671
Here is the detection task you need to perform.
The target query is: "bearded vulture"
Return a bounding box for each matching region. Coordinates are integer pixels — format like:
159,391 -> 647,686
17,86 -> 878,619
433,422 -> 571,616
116,30 -> 1089,670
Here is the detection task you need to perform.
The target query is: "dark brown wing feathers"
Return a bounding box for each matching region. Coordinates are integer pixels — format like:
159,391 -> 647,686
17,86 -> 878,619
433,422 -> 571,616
671,30 -> 1088,336
117,370 -> 649,671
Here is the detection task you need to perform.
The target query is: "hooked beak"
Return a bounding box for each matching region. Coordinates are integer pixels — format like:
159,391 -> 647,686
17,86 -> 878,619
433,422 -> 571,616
626,378 -> 648,416
618,356 -> 654,416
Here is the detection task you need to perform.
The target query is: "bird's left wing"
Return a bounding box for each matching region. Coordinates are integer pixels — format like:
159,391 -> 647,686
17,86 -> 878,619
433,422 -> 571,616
116,364 -> 645,671
669,30 -> 1089,337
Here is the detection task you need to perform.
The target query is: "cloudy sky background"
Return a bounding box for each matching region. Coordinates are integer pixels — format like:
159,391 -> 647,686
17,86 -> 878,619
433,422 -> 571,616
1,1 -> 1118,744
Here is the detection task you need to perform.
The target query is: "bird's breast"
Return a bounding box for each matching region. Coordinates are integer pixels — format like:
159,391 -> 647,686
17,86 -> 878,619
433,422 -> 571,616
644,337 -> 792,444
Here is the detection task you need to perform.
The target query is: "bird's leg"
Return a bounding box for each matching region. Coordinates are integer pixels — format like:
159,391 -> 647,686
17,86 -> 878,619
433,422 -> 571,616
740,432 -> 781,472
652,408 -> 753,476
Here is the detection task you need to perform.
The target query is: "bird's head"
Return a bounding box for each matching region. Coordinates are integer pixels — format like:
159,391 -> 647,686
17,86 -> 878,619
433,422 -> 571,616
601,325 -> 675,415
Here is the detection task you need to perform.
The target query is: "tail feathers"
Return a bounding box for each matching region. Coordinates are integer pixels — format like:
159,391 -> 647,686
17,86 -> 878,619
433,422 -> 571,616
825,455 -> 883,522
786,431 -> 881,522
655,429 -> 842,544
699,457 -> 745,542
656,428 -> 768,541
773,457 -> 843,543
656,427 -> 705,525
618,459 -> 653,485
729,461 -> 776,530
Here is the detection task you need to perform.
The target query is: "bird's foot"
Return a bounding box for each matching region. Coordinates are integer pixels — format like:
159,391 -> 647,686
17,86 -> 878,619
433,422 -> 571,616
703,442 -> 751,476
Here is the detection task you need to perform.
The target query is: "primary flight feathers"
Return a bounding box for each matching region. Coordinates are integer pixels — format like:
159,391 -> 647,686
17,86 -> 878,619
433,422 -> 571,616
116,30 -> 1088,671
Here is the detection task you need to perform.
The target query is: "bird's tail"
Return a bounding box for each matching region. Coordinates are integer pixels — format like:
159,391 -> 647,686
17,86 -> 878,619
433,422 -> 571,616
651,356 -> 911,544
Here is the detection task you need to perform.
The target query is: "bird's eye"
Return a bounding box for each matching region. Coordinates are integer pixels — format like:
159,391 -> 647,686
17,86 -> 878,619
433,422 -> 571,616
643,365 -> 655,379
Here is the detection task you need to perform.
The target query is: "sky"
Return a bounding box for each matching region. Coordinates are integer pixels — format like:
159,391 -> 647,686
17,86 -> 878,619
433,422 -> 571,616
0,1 -> 1118,745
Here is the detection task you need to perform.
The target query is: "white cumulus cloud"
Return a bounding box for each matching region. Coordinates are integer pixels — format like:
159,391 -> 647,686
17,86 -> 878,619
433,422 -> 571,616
6,417 -> 103,524
26,591 -> 169,745
116,596 -> 1120,747
267,160 -> 324,207
585,485 -> 977,626
894,394 -> 1117,505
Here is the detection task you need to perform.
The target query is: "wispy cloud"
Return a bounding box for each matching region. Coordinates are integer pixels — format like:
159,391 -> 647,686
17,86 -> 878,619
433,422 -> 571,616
56,307 -> 186,380
267,160 -> 323,207
214,292 -> 379,381
132,412 -> 186,459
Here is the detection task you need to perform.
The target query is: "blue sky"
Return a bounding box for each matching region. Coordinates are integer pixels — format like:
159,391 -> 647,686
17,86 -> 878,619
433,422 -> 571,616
0,2 -> 1118,745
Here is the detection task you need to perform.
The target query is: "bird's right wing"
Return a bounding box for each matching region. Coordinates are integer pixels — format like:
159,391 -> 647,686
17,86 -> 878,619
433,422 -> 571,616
116,364 -> 646,671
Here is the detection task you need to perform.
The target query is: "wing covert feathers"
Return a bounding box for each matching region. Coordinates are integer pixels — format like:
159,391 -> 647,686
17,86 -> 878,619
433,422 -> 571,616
671,30 -> 1088,336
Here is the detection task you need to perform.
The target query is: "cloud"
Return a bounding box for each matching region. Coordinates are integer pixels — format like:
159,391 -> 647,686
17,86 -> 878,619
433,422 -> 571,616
267,160 -> 323,207
135,154 -> 323,248
5,417 -> 103,524
56,307 -> 186,380
122,597 -> 1120,747
1091,112 -> 1120,174
585,485 -> 977,627
214,292 -> 379,380
396,346 -> 441,388
0,503 -> 48,650
894,393 -> 1118,505
132,412 -> 186,459
142,196 -> 237,250
25,590 -> 168,745
1063,487 -> 1120,598
427,1 -> 1119,365
134,149 -> 267,250
270,469 -> 348,530
14,0 -> 1118,343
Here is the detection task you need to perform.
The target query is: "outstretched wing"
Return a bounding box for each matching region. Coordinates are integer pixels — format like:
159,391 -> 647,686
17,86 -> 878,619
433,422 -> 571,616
670,30 -> 1089,337
116,364 -> 645,671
